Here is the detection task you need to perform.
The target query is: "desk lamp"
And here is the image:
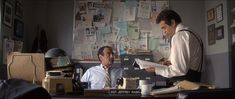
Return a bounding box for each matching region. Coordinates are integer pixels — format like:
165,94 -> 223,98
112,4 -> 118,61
45,48 -> 71,70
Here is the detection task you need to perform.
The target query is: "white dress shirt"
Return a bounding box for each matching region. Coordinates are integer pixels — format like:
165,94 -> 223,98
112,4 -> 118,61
155,23 -> 202,78
81,64 -> 123,89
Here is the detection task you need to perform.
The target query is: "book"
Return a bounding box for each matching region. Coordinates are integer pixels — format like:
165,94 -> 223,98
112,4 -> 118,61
134,58 -> 165,69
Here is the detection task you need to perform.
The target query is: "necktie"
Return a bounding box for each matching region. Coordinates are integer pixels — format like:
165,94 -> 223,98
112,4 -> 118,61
104,68 -> 111,88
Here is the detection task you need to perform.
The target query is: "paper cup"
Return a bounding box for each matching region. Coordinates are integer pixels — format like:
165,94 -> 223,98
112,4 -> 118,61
141,84 -> 151,96
139,80 -> 148,89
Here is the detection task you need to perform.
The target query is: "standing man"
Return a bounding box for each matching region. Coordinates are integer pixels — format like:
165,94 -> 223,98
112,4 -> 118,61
144,9 -> 203,84
81,46 -> 123,89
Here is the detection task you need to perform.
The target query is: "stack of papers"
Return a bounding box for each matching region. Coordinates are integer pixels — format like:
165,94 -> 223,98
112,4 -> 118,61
150,80 -> 215,95
150,85 -> 180,95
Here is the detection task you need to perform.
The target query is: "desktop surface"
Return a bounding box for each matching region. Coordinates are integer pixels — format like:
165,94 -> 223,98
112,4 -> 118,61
51,89 -> 176,99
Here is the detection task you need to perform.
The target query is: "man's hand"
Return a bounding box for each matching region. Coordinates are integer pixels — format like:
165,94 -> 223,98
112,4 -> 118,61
144,67 -> 156,73
158,58 -> 171,66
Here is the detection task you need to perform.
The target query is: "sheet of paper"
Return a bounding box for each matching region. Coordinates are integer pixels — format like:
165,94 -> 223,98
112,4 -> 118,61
112,1 -> 125,21
151,85 -> 180,95
149,37 -> 159,50
138,18 -> 151,31
156,0 -> 169,13
123,0 -> 137,21
128,21 -> 139,39
113,21 -> 128,36
100,25 -> 111,34
137,1 -> 151,18
135,58 -> 165,69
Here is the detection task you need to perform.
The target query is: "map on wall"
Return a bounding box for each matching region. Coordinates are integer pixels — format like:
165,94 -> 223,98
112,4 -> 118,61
72,0 -> 170,62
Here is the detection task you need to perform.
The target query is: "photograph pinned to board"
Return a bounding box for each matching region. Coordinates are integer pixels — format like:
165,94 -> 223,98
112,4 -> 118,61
3,1 -> 13,28
15,1 -> 23,18
216,25 -> 224,40
14,19 -> 24,38
208,24 -> 216,45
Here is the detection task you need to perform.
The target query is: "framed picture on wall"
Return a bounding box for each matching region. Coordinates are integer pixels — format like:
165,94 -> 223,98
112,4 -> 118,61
15,1 -> 23,18
207,8 -> 215,22
14,19 -> 24,38
208,24 -> 216,45
216,3 -> 223,23
3,1 -> 13,28
216,25 -> 224,40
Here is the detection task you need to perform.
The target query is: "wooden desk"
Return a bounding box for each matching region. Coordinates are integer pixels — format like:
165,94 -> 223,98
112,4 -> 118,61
52,89 -> 176,99
52,95 -> 176,99
52,94 -> 176,99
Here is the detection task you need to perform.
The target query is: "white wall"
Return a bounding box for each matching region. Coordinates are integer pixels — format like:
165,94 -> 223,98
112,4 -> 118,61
204,0 -> 230,88
205,0 -> 229,55
170,0 -> 206,42
23,0 -> 48,52
46,0 -> 74,57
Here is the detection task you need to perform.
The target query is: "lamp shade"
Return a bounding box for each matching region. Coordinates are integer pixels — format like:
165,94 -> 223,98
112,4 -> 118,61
45,48 -> 67,58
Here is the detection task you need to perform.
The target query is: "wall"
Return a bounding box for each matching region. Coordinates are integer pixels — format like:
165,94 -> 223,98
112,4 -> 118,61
23,0 -> 48,52
169,0 -> 206,41
46,0 -> 73,56
204,0 -> 230,88
0,0 -> 23,79
23,0 -> 73,56
227,0 -> 235,88
0,0 -> 3,79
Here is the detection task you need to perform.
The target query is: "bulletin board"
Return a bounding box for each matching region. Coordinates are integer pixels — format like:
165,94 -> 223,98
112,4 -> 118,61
72,0 -> 170,62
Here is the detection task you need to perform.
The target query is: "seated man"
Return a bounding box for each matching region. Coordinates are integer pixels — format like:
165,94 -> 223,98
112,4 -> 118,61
81,46 -> 123,89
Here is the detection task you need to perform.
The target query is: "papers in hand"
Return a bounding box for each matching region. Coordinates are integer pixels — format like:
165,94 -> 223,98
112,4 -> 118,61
134,59 -> 165,69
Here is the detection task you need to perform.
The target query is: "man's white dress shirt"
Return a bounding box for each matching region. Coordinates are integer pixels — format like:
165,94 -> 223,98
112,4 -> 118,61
155,23 -> 202,78
81,64 -> 123,89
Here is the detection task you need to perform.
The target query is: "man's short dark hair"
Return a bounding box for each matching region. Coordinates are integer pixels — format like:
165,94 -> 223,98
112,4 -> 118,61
97,46 -> 113,61
156,9 -> 182,25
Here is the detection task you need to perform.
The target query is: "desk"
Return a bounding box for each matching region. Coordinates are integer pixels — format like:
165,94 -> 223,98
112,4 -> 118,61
52,89 -> 176,99
52,94 -> 176,99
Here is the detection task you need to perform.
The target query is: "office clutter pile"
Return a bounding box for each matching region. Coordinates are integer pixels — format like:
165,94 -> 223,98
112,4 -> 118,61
150,80 -> 215,95
42,71 -> 73,95
43,48 -> 83,95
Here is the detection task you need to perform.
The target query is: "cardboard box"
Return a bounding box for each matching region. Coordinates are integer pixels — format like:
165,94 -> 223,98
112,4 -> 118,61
43,77 -> 73,95
7,52 -> 45,84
